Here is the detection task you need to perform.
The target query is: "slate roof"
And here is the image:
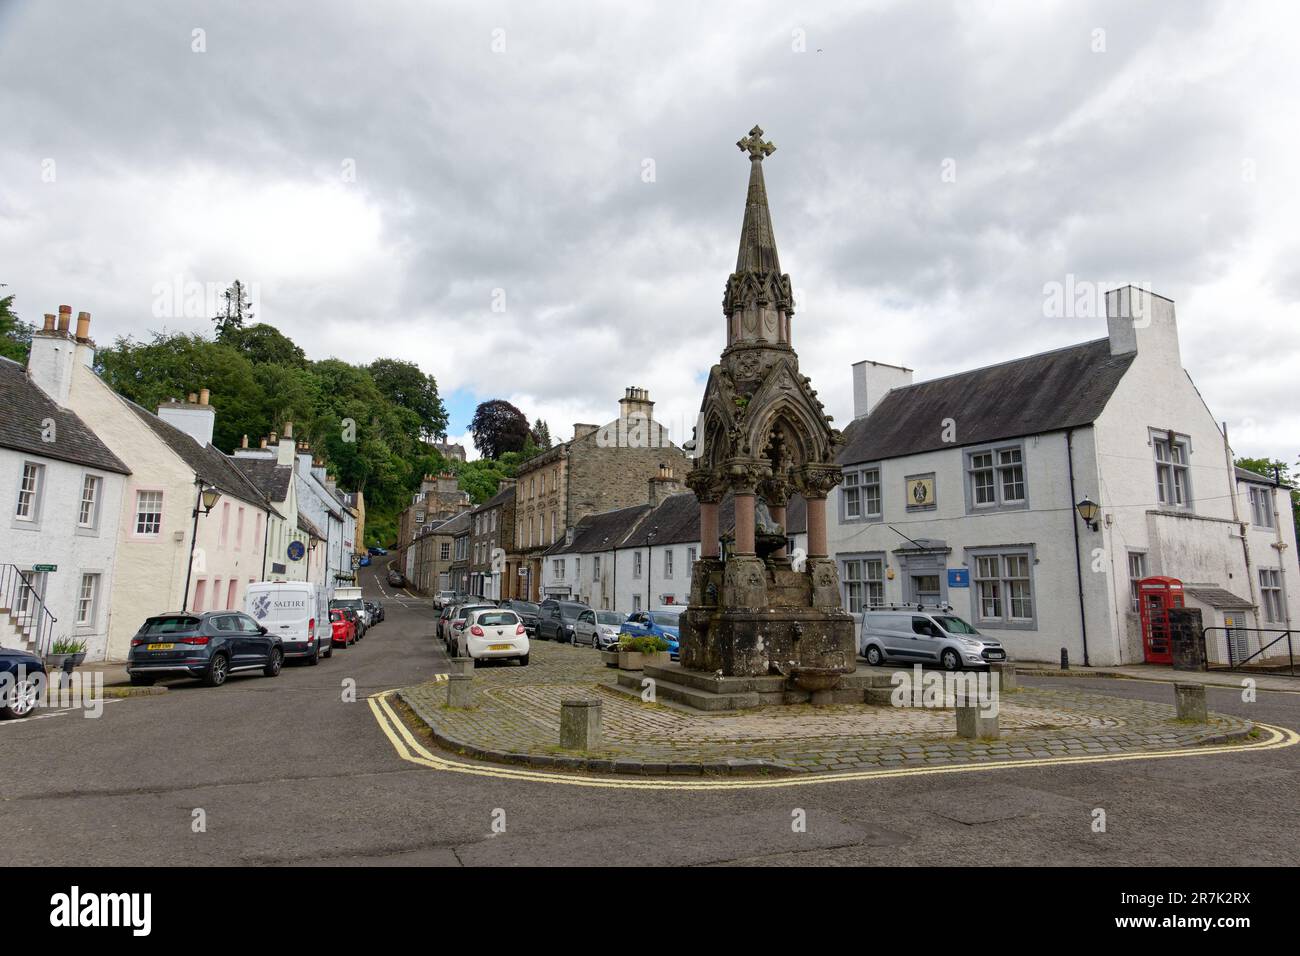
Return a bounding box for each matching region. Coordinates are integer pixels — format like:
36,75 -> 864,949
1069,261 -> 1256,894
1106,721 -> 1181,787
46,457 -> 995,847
0,356 -> 130,474
839,338 -> 1136,465
297,512 -> 325,540
544,503 -> 652,556
124,400 -> 274,512
1184,586 -> 1255,610
1234,465 -> 1291,489
437,510 -> 472,537
473,484 -> 516,514
230,457 -> 294,502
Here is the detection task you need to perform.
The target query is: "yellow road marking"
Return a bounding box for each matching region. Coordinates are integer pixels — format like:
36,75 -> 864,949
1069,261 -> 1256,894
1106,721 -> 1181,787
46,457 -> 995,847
368,690 -> 1300,791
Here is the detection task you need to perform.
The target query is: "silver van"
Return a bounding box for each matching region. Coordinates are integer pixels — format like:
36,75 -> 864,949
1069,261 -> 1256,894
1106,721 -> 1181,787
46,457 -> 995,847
859,608 -> 1007,671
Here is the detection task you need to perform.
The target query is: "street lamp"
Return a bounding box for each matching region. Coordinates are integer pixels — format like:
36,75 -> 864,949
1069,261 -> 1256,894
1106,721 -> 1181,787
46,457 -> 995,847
1075,496 -> 1100,532
182,483 -> 223,612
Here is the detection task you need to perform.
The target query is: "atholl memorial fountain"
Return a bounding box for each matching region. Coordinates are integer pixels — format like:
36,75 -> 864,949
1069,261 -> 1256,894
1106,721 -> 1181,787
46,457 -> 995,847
630,126 -> 890,711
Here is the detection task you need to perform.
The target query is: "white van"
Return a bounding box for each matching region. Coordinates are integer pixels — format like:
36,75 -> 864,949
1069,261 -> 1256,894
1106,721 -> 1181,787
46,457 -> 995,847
246,581 -> 331,665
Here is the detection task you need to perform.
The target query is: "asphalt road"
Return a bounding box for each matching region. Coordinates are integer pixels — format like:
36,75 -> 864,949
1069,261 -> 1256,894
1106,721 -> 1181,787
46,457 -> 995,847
3,566 -> 1298,867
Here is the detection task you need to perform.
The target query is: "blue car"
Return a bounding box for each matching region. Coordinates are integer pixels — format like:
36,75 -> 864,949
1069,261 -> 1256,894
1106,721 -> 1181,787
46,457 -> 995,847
359,555 -> 371,567
619,607 -> 686,658
1,644 -> 46,719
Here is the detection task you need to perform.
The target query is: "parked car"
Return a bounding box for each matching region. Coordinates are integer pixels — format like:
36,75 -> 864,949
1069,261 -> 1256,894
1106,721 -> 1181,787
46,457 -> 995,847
387,570 -> 406,588
359,555 -> 371,567
330,595 -> 367,639
536,600 -> 589,642
337,606 -> 364,642
445,602 -> 494,652
433,590 -> 458,610
436,604 -> 456,643
368,546 -> 388,556
457,607 -> 530,666
498,600 -> 541,636
365,600 -> 384,625
329,608 -> 356,647
859,609 -> 1006,671
620,607 -> 685,657
245,581 -> 331,665
0,644 -> 45,719
126,611 -> 284,687
574,609 -> 627,649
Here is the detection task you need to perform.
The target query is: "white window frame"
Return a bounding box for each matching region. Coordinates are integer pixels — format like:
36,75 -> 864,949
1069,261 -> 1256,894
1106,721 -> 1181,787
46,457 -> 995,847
664,548 -> 674,579
1259,568 -> 1285,624
965,442 -> 1028,513
633,551 -> 643,579
968,547 -> 1037,629
75,572 -> 100,626
1249,486 -> 1275,530
839,553 -> 885,613
1127,551 -> 1148,614
840,464 -> 882,523
1152,431 -> 1192,510
15,461 -> 44,522
134,489 -> 164,537
77,473 -> 101,529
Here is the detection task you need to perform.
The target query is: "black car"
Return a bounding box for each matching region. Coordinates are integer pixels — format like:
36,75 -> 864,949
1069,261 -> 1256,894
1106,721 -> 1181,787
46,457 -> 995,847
387,570 -> 406,588
1,644 -> 46,719
536,600 -> 589,642
126,611 -> 284,687
499,600 -> 541,636
365,600 -> 384,624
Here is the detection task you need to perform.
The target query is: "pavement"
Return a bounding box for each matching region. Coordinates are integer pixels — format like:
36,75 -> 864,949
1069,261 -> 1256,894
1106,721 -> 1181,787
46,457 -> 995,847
1017,663 -> 1300,694
3,566 -> 1299,866
400,644 -> 1256,776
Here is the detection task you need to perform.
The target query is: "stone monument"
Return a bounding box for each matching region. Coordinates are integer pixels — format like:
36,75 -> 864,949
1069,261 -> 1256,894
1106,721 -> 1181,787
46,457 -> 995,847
677,125 -> 857,701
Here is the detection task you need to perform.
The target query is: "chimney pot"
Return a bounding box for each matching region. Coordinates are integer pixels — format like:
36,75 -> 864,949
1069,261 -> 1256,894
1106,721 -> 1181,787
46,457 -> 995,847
187,392 -> 198,404
198,387 -> 210,406
75,311 -> 91,340
42,313 -> 56,332
241,434 -> 249,448
270,431 -> 278,443
284,421 -> 294,439
57,305 -> 71,332
260,437 -> 268,449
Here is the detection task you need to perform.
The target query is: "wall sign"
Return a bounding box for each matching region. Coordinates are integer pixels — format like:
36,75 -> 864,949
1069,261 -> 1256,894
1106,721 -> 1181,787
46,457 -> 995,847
905,473 -> 937,511
947,568 -> 970,588
287,540 -> 306,562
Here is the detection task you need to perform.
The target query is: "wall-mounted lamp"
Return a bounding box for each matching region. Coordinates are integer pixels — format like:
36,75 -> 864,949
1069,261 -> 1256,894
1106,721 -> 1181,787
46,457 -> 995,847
1075,496 -> 1100,532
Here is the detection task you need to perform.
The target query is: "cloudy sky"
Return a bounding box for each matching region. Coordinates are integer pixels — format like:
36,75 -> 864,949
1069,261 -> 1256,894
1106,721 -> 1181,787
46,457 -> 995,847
2,0 -> 1297,462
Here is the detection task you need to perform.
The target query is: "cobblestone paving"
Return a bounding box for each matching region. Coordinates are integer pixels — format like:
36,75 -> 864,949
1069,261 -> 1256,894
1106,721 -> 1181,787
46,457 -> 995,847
399,642 -> 1254,776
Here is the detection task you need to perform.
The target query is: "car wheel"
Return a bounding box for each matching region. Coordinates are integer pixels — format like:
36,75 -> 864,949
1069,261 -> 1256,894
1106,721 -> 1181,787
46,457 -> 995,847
264,647 -> 284,678
324,642 -> 334,659
0,674 -> 40,719
941,649 -> 961,672
570,631 -> 577,646
129,673 -> 156,687
865,645 -> 883,666
307,644 -> 320,665
204,653 -> 230,687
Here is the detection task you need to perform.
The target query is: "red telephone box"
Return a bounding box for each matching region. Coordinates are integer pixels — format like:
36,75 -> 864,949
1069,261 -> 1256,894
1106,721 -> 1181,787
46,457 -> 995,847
1138,576 -> 1184,665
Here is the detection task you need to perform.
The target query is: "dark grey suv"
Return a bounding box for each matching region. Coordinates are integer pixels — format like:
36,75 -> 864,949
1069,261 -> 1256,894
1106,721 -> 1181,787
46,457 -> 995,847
536,600 -> 589,642
126,611 -> 284,687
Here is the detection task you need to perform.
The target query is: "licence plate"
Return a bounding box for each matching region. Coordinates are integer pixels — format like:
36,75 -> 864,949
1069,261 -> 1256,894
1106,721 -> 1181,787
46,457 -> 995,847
488,643 -> 512,651
986,650 -> 1005,659
147,643 -> 175,651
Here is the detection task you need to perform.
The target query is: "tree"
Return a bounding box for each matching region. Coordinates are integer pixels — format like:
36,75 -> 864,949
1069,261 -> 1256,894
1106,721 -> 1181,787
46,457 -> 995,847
0,285 -> 34,362
368,358 -> 449,440
220,322 -> 306,367
531,418 -> 552,449
469,399 -> 531,459
212,279 -> 255,339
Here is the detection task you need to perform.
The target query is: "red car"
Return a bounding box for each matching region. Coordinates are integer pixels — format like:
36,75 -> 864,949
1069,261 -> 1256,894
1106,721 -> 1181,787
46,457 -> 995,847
329,609 -> 357,647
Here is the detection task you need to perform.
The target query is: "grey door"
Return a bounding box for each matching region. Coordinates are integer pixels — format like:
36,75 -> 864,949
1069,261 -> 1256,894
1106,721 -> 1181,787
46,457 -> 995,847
910,573 -> 942,607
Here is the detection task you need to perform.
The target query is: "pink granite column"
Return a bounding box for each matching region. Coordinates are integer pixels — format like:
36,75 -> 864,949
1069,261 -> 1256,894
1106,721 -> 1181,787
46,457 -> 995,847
734,493 -> 756,555
700,501 -> 720,558
807,496 -> 828,558
770,503 -> 787,558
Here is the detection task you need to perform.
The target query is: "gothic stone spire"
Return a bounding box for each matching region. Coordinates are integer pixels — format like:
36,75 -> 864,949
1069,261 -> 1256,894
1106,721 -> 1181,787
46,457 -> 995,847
724,125 -> 794,346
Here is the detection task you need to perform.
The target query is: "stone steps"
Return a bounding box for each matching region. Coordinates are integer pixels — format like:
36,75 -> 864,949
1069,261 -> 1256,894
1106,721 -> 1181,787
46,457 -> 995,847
612,662 -> 903,711
614,669 -> 783,711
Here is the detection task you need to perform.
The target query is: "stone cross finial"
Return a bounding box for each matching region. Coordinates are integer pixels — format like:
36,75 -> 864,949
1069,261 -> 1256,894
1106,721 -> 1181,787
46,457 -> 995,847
737,125 -> 776,160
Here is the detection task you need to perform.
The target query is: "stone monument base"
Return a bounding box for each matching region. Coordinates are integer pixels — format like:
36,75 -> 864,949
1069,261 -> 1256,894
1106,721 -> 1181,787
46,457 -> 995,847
616,662 -> 897,712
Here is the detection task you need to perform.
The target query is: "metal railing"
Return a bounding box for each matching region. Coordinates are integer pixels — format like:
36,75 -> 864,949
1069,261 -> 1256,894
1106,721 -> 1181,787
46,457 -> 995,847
0,564 -> 58,656
1204,626 -> 1296,677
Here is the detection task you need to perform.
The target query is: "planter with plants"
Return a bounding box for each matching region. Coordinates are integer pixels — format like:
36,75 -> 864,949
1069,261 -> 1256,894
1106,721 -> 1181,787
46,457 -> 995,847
618,634 -> 671,671
46,638 -> 88,676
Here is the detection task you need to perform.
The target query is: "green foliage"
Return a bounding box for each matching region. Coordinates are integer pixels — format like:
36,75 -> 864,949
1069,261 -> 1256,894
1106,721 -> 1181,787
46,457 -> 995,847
619,634 -> 669,653
212,279 -> 254,339
368,357 -> 449,440
220,322 -> 306,367
50,637 -> 88,655
1,287 -> 34,363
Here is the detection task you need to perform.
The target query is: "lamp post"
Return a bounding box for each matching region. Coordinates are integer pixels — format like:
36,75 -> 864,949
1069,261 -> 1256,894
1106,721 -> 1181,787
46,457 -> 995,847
1075,496 -> 1100,532
181,482 -> 223,612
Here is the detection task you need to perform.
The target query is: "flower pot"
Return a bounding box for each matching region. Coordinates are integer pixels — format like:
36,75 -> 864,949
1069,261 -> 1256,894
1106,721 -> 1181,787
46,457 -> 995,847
600,649 -> 620,668
617,650 -> 644,671
642,651 -> 671,668
70,652 -> 87,668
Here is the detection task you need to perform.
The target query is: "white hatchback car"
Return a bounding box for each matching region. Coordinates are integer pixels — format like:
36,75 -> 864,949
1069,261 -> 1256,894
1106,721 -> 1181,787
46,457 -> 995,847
458,607 -> 530,666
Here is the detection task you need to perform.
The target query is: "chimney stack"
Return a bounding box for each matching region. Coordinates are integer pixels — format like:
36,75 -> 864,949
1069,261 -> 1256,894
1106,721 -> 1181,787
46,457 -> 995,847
276,423 -> 296,467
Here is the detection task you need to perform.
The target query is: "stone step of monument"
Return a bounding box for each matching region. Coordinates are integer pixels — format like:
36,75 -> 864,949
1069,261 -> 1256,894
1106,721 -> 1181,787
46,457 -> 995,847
839,669 -> 902,689
614,670 -> 781,712
644,662 -> 787,696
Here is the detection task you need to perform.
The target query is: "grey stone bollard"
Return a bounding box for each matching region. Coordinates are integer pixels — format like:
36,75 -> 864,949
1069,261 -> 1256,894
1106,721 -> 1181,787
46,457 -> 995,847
955,704 -> 999,740
990,662 -> 1017,692
449,657 -> 474,677
446,673 -> 475,708
559,698 -> 603,751
1174,682 -> 1208,723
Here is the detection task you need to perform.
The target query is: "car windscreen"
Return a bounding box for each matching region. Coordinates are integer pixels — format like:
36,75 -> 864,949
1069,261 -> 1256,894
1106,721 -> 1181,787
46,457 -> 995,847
934,615 -> 979,635
475,611 -> 518,627
511,602 -> 540,614
140,616 -> 202,634
457,605 -> 492,619
651,611 -> 683,627
560,605 -> 584,620
596,611 -> 624,625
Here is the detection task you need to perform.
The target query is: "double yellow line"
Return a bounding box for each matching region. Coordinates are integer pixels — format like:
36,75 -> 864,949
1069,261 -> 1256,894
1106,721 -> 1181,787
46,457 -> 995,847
368,689 -> 1300,791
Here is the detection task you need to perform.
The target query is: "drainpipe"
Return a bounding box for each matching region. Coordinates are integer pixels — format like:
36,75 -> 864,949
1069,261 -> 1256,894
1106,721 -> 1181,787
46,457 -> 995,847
1065,429 -> 1092,666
